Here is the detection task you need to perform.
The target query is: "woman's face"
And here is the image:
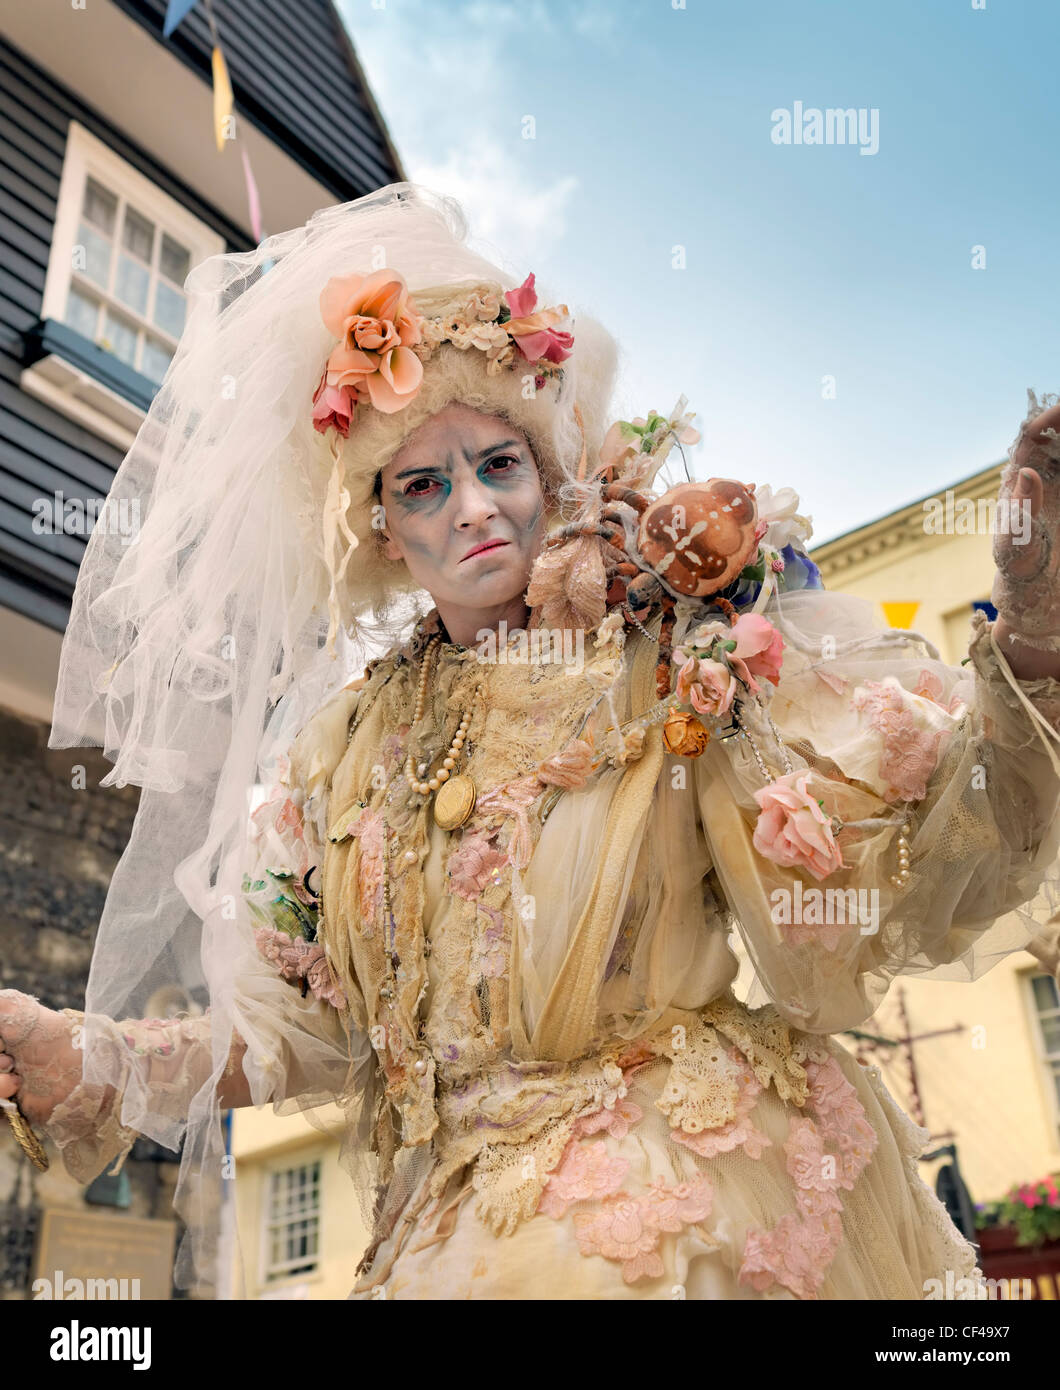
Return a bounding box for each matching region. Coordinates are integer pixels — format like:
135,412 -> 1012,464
379,403 -> 547,620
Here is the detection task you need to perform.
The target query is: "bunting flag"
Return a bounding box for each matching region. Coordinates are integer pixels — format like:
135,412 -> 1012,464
212,45 -> 234,152
240,145 -> 263,243
881,601 -> 920,629
163,0 -> 199,38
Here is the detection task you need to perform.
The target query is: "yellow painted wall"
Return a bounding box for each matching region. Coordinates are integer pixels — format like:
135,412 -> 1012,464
231,1103 -> 369,1299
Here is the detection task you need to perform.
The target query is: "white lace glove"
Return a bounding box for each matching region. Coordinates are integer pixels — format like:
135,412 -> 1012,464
992,397 -> 1060,658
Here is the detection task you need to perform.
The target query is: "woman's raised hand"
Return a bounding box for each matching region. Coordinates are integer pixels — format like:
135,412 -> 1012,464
992,400 -> 1060,680
0,990 -> 85,1129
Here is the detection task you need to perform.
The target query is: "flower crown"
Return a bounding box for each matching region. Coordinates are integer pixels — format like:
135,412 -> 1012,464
311,268 -> 574,438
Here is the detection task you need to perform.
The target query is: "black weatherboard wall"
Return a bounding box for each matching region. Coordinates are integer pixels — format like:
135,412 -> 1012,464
0,0 -> 402,634
0,37 -> 252,633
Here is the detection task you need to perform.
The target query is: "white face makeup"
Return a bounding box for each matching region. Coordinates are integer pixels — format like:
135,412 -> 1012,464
379,403 -> 548,644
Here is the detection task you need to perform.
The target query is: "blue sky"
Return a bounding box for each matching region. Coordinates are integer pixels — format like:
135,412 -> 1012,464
340,0 -> 1058,544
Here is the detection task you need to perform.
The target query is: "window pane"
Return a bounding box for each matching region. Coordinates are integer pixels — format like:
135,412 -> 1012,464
1040,1014 -> 1060,1057
122,206 -> 155,263
141,338 -> 173,384
161,234 -> 191,285
101,310 -> 139,368
114,255 -> 150,315
82,177 -> 117,236
153,282 -> 186,337
76,221 -> 113,288
1032,974 -> 1060,1014
65,287 -> 99,340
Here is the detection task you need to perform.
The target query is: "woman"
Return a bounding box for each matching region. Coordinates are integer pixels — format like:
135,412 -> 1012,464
2,185 -> 1059,1300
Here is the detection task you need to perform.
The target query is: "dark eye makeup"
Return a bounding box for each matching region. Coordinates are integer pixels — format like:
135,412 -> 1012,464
399,451 -> 523,499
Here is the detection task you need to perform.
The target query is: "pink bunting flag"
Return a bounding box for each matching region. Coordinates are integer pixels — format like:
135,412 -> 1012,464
240,145 -> 263,243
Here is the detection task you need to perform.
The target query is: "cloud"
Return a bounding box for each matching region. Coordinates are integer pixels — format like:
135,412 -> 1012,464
345,0 -> 582,265
411,139 -> 579,270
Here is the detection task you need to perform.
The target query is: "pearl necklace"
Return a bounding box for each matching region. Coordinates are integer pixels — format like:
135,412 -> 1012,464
404,635 -> 484,828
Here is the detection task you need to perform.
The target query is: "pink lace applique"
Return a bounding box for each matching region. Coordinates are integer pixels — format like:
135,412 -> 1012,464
740,1209 -> 844,1300
738,1054 -> 877,1299
571,1176 -> 714,1285
448,831 -> 508,901
573,1096 -> 644,1140
670,1048 -> 772,1160
350,808 -> 385,925
253,926 -> 348,1009
913,669 -> 968,717
536,1139 -> 630,1218
851,680 -> 950,802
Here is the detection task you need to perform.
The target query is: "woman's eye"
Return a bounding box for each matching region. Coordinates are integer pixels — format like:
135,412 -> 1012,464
484,454 -> 519,474
404,476 -> 439,497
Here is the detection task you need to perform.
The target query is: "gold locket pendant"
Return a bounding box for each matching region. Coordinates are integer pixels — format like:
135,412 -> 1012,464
433,773 -> 477,831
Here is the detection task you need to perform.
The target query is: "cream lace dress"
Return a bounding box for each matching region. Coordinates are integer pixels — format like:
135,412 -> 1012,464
283,598 -> 1060,1301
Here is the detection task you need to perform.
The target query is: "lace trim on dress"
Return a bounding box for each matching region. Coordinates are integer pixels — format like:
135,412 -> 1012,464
737,1054 -> 878,1298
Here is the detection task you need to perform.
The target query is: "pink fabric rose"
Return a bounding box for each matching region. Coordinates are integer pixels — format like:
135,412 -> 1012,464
310,374 -> 357,437
727,613 -> 784,690
752,771 -> 845,882
503,272 -> 574,364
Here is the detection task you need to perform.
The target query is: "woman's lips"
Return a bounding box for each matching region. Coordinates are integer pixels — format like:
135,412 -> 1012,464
460,539 -> 511,562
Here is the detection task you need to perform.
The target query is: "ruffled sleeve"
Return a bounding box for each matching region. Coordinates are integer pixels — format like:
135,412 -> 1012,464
45,682 -> 372,1187
695,589 -> 1060,1033
231,680 -> 373,1109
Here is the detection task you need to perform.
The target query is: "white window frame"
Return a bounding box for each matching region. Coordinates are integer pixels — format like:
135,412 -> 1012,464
1025,968 -> 1060,1141
260,1154 -> 324,1286
21,121 -> 224,450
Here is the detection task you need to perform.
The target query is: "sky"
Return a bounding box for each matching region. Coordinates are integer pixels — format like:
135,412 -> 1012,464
339,0 -> 1059,545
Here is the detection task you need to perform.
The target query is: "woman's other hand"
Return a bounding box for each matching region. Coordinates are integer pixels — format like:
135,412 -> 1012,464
0,990 -> 84,1128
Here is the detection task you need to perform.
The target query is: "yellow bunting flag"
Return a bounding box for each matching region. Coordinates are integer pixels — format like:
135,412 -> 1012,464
881,601 -> 920,629
212,45 -> 234,152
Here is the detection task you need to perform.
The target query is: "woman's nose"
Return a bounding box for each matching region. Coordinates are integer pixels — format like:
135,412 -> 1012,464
453,478 -> 498,529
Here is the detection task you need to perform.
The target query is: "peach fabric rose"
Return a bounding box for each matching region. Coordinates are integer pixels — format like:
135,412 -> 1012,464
752,770 -> 845,882
313,269 -> 425,429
